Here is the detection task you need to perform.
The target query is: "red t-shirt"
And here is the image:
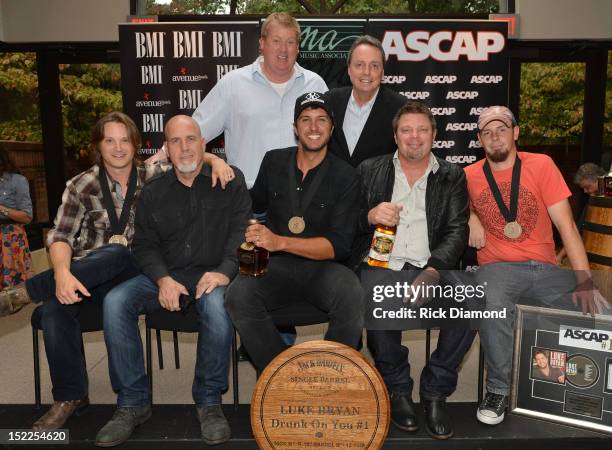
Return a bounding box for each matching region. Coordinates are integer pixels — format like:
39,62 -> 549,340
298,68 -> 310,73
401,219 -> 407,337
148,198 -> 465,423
464,152 -> 571,266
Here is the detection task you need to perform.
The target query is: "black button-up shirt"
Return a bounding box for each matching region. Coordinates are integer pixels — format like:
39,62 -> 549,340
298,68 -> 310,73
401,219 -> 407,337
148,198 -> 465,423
133,165 -> 252,287
250,147 -> 359,261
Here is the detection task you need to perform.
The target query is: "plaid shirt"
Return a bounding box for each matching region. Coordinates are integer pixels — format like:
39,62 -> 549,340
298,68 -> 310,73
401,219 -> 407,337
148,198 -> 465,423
46,162 -> 168,257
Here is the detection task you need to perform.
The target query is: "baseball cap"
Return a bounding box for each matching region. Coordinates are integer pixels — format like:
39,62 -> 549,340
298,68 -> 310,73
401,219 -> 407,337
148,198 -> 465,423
478,106 -> 517,131
294,92 -> 335,124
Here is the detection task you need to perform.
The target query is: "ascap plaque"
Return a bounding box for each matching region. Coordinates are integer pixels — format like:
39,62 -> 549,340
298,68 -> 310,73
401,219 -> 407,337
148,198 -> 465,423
251,340 -> 390,449
510,305 -> 612,434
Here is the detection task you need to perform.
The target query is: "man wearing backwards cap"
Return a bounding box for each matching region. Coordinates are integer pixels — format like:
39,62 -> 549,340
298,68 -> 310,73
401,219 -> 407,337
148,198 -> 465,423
465,105 -> 608,426
225,92 -> 364,371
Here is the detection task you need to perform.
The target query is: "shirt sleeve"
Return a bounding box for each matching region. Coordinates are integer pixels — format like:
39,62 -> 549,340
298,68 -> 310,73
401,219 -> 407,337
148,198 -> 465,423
213,168 -> 252,280
46,182 -> 85,250
14,174 -> 33,217
249,152 -> 270,214
132,187 -> 169,283
538,155 -> 572,207
192,75 -> 229,143
319,171 -> 360,261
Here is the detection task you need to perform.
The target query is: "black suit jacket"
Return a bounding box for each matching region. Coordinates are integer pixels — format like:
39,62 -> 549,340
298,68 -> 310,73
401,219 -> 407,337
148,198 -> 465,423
326,86 -> 407,168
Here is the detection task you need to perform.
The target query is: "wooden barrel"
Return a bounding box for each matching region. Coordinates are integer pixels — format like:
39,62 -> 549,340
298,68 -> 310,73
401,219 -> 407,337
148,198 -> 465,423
581,195 -> 611,301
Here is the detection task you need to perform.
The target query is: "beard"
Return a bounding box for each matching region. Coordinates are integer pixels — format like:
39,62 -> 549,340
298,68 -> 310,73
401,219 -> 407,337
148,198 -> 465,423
176,162 -> 198,173
297,135 -> 329,154
486,147 -> 510,163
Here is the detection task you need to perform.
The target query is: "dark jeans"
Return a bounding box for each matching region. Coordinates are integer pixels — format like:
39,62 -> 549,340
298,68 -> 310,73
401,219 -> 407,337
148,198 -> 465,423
363,265 -> 476,400
26,244 -> 140,401
225,254 -> 364,371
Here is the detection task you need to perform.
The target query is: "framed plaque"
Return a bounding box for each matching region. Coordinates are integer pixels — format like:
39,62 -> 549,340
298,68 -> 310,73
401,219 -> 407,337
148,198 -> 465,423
510,305 -> 612,434
251,340 -> 390,449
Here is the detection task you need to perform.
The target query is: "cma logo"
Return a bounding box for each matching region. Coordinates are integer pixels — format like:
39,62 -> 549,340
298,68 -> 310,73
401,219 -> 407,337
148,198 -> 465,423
431,107 -> 456,116
382,31 -> 505,62
446,122 -> 478,131
433,141 -> 455,149
446,155 -> 477,164
424,75 -> 457,84
563,328 -> 609,343
471,75 -> 503,84
382,75 -> 406,84
399,91 -> 429,100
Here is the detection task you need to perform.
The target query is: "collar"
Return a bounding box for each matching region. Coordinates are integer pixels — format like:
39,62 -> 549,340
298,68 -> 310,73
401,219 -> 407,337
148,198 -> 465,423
251,56 -> 304,82
392,151 -> 439,174
349,88 -> 379,111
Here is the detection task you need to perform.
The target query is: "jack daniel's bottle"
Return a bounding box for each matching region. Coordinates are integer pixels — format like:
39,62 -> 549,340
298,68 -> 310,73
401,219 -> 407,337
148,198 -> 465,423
367,224 -> 397,268
238,219 -> 269,276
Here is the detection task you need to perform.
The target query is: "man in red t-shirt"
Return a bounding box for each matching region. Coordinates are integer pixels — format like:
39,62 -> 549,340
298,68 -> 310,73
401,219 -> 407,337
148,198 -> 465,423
464,106 -> 608,426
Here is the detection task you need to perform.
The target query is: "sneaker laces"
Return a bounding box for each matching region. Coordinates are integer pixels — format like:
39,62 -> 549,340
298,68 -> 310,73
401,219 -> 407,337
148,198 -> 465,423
484,393 -> 505,409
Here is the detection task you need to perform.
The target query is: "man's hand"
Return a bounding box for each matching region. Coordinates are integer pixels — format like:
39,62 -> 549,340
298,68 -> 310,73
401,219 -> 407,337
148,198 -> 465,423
54,269 -> 91,304
367,202 -> 402,227
145,145 -> 168,165
245,222 -> 284,252
571,277 -> 610,316
157,276 -> 188,311
404,267 -> 440,306
195,272 -> 230,299
468,212 -> 486,249
210,157 -> 235,189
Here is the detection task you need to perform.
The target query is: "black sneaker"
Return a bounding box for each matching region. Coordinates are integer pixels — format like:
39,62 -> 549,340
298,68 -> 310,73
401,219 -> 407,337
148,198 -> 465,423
476,392 -> 507,425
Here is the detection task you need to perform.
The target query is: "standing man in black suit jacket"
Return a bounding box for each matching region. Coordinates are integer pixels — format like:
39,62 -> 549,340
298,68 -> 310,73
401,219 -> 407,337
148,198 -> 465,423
326,35 -> 407,167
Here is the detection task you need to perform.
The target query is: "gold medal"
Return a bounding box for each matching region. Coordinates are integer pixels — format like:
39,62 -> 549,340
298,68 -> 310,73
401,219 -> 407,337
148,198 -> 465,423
288,216 -> 306,234
109,234 -> 128,246
504,221 -> 522,239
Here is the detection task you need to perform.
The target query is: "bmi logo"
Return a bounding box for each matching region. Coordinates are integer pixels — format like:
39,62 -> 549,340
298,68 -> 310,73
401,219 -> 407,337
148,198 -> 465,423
135,32 -> 166,58
179,90 -> 203,110
212,31 -> 243,57
173,31 -> 205,58
141,65 -> 163,84
142,114 -> 165,133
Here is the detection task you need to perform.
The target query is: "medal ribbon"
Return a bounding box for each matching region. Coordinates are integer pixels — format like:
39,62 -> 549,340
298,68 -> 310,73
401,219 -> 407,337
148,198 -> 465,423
287,149 -> 330,226
98,164 -> 138,236
482,154 -> 522,223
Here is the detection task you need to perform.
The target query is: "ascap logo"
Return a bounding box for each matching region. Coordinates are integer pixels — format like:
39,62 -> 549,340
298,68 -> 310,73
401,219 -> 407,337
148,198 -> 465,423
433,140 -> 455,149
559,325 -> 612,353
424,75 -> 457,84
446,122 -> 478,131
563,329 -> 609,343
446,91 -> 479,100
469,140 -> 483,148
382,75 -> 406,84
469,107 -> 485,116
446,155 -> 477,164
471,75 -> 503,84
399,91 -> 430,100
431,107 -> 456,116
382,31 -> 505,62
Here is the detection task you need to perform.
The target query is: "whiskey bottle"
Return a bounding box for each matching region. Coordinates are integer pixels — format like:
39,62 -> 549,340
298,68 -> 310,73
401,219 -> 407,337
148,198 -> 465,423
238,219 -> 269,276
367,224 -> 397,268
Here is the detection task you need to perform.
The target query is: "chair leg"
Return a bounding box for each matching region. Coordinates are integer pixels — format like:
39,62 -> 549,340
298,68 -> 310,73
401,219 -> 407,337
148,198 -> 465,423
478,343 -> 485,403
32,327 -> 41,410
156,329 -> 164,370
146,325 -> 153,404
232,329 -> 239,410
173,331 -> 180,369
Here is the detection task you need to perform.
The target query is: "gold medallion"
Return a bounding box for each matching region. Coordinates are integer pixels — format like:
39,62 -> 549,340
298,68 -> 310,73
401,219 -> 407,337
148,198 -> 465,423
504,221 -> 522,239
288,216 -> 306,234
109,234 -> 128,246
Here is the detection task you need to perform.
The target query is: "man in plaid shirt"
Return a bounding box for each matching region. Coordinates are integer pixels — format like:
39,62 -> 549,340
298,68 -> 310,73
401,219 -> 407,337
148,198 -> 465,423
0,111 -> 234,431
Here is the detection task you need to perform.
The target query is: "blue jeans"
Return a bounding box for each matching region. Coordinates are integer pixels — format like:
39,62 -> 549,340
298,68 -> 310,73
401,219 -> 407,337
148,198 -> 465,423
25,244 -> 139,401
103,274 -> 232,407
475,261 -> 576,396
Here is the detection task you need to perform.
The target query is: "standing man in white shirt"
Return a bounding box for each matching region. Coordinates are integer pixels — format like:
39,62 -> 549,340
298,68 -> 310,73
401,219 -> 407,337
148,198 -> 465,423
192,12 -> 328,188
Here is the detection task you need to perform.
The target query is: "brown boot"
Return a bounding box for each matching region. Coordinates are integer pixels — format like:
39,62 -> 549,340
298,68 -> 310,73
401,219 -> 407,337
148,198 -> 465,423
32,397 -> 89,431
0,284 -> 31,317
